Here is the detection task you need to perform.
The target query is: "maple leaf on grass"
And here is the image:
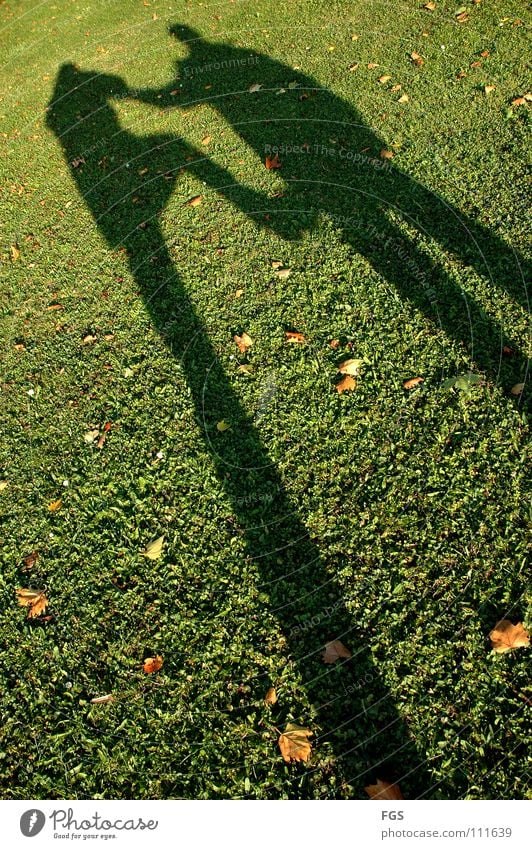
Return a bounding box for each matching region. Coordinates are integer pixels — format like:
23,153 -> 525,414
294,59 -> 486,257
322,640 -> 352,664
265,153 -> 281,170
365,779 -> 404,800
489,620 -> 529,653
234,332 -> 253,353
336,375 -> 356,393
143,655 -> 163,674
16,588 -> 49,618
278,723 -> 312,763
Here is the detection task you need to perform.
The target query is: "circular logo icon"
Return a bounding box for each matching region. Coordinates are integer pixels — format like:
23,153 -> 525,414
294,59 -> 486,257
20,810 -> 46,837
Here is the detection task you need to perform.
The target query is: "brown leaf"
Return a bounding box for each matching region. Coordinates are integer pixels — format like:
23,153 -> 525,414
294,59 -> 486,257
403,376 -> 424,389
329,339 -> 340,349
489,620 -> 530,653
234,332 -> 253,353
271,260 -> 284,269
456,11 -> 469,22
186,195 -> 203,207
71,156 -> 85,168
367,63 -> 379,69
278,723 -> 312,763
264,687 -> 278,705
391,84 -> 402,92
322,640 -> 352,664
285,331 -> 306,344
10,244 -> 20,262
336,375 -> 357,393
511,97 -> 526,107
510,383 -> 524,396
275,267 -> 291,279
16,588 -> 49,618
23,551 -> 39,571
380,149 -> 394,159
46,303 -> 63,311
143,655 -> 163,674
201,135 -> 212,145
424,1 -> 436,10
265,153 -> 281,170
410,52 -> 424,67
365,779 -> 404,800
81,334 -> 96,345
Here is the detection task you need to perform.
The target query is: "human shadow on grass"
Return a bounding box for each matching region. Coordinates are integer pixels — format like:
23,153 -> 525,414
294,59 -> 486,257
46,26 -> 527,799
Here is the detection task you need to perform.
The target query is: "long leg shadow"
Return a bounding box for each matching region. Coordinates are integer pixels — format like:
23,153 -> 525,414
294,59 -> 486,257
46,64 -> 444,798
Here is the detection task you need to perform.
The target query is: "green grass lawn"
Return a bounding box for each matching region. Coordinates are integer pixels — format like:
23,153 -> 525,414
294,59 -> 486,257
0,0 -> 530,800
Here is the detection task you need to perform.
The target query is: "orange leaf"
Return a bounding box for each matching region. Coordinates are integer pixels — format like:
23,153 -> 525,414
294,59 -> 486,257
264,687 -> 278,706
278,723 -> 312,763
143,655 -> 163,674
365,779 -> 404,800
201,135 -> 212,146
380,149 -> 394,159
16,588 -> 49,619
186,195 -> 203,207
329,339 -> 340,349
265,153 -> 281,170
336,375 -> 356,393
489,620 -> 530,653
285,331 -> 306,344
403,376 -> 424,389
410,52 -> 424,67
322,640 -> 352,664
234,332 -> 253,353
48,498 -> 62,511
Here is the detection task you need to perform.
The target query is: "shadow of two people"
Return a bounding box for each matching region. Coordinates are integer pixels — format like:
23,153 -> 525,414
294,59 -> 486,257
45,23 -> 528,798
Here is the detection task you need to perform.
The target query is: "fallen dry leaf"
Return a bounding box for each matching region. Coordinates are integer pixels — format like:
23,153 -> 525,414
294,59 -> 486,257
322,640 -> 352,664
271,260 -> 284,269
71,156 -> 85,168
0,481 -> 8,491
511,383 -> 524,396
403,376 -> 424,389
511,97 -> 526,107
391,84 -> 402,92
48,498 -> 62,512
348,63 -> 359,72
142,535 -> 165,560
456,11 -> 469,22
201,135 -> 212,145
489,620 -> 530,653
329,339 -> 340,349
23,551 -> 39,570
234,332 -> 253,353
365,779 -> 404,800
82,334 -> 96,345
275,268 -> 291,279
91,694 -> 115,704
143,655 -> 163,674
16,588 -> 48,619
424,1 -> 436,10
248,83 -> 262,93
216,420 -> 231,432
398,93 -> 409,103
338,358 -> 363,376
380,149 -> 394,159
367,62 -> 379,69
336,375 -> 357,393
265,153 -> 281,170
84,429 -> 100,444
484,85 -> 496,95
278,723 -> 312,763
285,331 -> 306,344
264,687 -> 278,706
10,244 -> 20,262
378,75 -> 391,84
410,52 -> 424,67
186,195 -> 203,207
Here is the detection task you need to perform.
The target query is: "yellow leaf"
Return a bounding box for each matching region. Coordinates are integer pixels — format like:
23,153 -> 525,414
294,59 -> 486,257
264,687 -> 278,706
16,588 -> 48,618
391,84 -> 402,92
380,149 -> 394,159
271,260 -> 284,269
489,620 -> 530,653
322,640 -> 352,664
0,480 -> 7,491
424,1 -> 436,10
275,268 -> 291,279
216,420 -> 231,432
484,85 -> 496,95
48,498 -> 62,511
10,244 -> 20,262
278,723 -> 312,763
365,779 -> 404,800
234,332 -> 253,353
510,383 -> 524,396
81,334 -> 96,345
378,75 -> 391,84
186,195 -> 203,207
398,93 -> 409,103
336,375 -> 357,393
201,135 -> 212,145
143,655 -> 163,674
84,429 -> 100,444
338,358 -> 363,375
142,535 -> 165,560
